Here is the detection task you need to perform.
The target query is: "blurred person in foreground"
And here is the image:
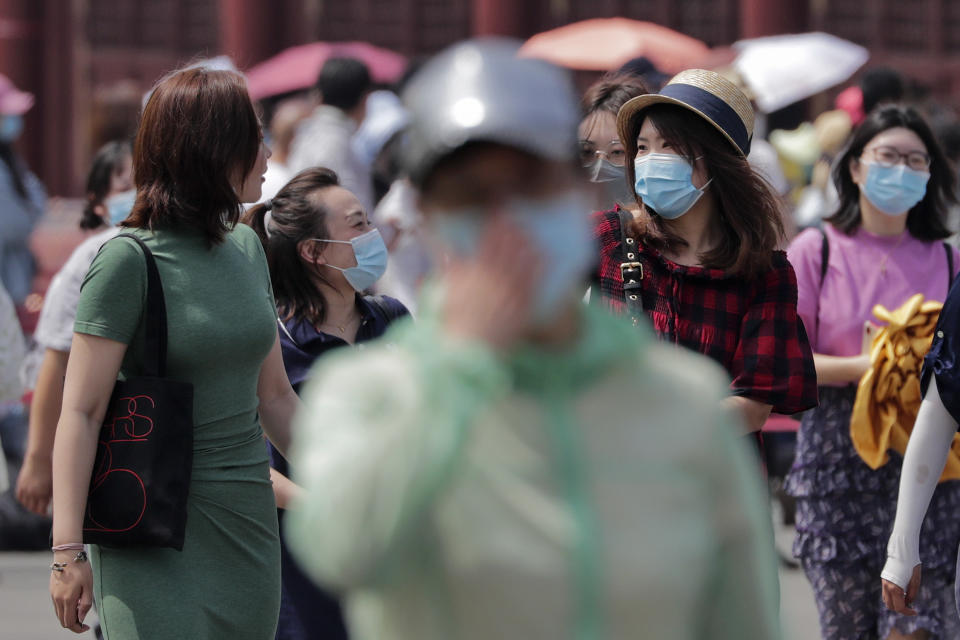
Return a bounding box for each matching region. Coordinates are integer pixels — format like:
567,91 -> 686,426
0,74 -> 47,304
284,38 -> 781,640
288,57 -> 374,213
578,73 -> 648,212
243,167 -> 408,640
15,140 -> 133,515
48,66 -> 299,636
786,105 -> 960,640
591,70 -> 818,436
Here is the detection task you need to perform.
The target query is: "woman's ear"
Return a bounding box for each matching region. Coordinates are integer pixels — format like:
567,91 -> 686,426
93,203 -> 108,222
298,239 -> 324,265
849,155 -> 864,186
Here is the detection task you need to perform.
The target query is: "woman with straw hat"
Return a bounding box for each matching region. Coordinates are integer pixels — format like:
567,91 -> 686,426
592,69 -> 817,437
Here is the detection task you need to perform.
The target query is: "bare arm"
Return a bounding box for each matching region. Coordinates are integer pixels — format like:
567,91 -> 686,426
813,353 -> 871,386
256,333 -> 301,458
16,348 -> 69,514
270,468 -> 303,509
51,334 -> 125,544
50,333 -> 126,633
724,396 -> 773,433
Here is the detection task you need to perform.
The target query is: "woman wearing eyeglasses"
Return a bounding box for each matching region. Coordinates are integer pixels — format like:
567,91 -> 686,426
785,105 -> 960,640
578,74 -> 648,211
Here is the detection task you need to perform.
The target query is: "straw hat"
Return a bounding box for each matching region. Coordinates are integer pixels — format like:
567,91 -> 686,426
617,68 -> 754,157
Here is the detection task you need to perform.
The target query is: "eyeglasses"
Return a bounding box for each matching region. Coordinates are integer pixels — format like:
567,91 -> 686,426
580,141 -> 627,167
863,145 -> 931,171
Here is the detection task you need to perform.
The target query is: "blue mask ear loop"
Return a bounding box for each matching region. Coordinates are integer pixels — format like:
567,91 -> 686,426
310,237 -> 351,271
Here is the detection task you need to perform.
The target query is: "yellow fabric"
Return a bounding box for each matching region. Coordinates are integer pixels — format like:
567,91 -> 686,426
850,293 -> 960,482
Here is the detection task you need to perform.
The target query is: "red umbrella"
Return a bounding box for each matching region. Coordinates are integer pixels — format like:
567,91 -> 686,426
245,41 -> 408,101
519,18 -> 710,75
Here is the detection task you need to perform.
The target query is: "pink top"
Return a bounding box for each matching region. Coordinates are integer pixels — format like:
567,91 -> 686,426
788,224 -> 958,358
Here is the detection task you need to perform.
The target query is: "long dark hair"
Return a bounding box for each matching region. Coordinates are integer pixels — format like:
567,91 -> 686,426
622,104 -> 784,277
124,67 -> 261,245
827,105 -> 955,240
80,139 -> 131,230
242,168 -> 341,326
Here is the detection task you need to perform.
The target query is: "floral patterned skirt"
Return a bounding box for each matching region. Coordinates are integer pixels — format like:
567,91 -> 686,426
786,386 -> 960,639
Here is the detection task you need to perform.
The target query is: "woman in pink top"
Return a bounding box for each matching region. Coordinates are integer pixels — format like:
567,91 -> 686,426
786,105 -> 960,640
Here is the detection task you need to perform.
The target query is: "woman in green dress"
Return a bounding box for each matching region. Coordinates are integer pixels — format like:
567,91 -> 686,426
48,66 -> 299,638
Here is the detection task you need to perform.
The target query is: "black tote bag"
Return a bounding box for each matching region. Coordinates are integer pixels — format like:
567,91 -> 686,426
82,233 -> 194,550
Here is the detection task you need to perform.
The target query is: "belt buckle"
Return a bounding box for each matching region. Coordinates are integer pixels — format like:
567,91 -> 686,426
619,262 -> 643,280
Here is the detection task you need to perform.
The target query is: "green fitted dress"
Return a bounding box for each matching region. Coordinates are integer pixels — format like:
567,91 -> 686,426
75,224 -> 281,639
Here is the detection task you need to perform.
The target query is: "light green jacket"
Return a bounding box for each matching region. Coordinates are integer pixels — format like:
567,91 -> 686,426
287,302 -> 781,640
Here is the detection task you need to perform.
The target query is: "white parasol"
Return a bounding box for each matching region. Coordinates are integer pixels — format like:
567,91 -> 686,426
733,32 -> 869,113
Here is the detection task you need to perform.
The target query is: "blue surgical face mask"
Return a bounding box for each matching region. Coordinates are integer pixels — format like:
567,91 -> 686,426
432,191 -> 594,322
861,162 -> 929,216
0,115 -> 23,143
633,152 -> 711,220
104,189 -> 136,226
316,228 -> 388,292
587,158 -> 633,207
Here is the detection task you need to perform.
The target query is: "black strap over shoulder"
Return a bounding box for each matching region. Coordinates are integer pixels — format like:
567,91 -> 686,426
819,227 -> 830,286
617,208 -> 645,326
945,242 -> 955,290
114,233 -> 169,378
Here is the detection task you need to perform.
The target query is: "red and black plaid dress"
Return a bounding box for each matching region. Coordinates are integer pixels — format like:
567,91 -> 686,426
592,208 -> 817,415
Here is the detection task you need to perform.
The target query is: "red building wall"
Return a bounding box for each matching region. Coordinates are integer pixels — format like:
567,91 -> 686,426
14,0 -> 960,196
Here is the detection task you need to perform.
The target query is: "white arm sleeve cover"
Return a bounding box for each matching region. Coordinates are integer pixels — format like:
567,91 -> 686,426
881,378 -> 958,588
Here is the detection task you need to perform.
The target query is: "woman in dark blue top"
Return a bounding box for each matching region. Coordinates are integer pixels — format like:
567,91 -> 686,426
244,167 -> 408,640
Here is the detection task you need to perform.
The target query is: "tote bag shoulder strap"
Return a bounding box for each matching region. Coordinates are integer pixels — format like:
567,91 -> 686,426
113,233 -> 169,378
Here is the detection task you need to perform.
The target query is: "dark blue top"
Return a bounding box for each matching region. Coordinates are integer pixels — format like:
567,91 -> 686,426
922,276 -> 960,427
271,293 -> 409,473
269,293 -> 408,640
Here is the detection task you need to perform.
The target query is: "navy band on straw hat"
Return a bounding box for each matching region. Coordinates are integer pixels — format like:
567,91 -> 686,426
617,69 -> 755,157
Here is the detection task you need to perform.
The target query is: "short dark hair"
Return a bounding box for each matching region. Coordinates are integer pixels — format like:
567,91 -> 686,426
125,67 -> 260,245
317,57 -> 372,112
580,74 -> 649,120
860,67 -> 905,115
828,104 -> 955,240
622,104 -> 785,277
81,139 -> 131,230
242,168 -> 341,326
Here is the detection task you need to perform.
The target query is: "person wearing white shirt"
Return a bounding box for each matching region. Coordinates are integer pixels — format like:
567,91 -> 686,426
14,142 -> 133,515
287,57 -> 375,214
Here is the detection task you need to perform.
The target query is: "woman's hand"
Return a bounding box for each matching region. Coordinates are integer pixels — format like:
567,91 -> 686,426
440,214 -> 541,351
15,453 -> 52,514
49,552 -> 94,633
881,564 -> 921,616
270,467 -> 303,509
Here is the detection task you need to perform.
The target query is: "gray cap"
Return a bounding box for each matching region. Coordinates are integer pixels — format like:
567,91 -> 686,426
400,38 -> 580,185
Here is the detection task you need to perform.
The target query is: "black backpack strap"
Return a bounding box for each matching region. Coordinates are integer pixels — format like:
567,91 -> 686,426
819,227 -> 830,287
813,227 -> 830,338
945,242 -> 955,290
114,233 -> 168,378
618,208 -> 644,326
